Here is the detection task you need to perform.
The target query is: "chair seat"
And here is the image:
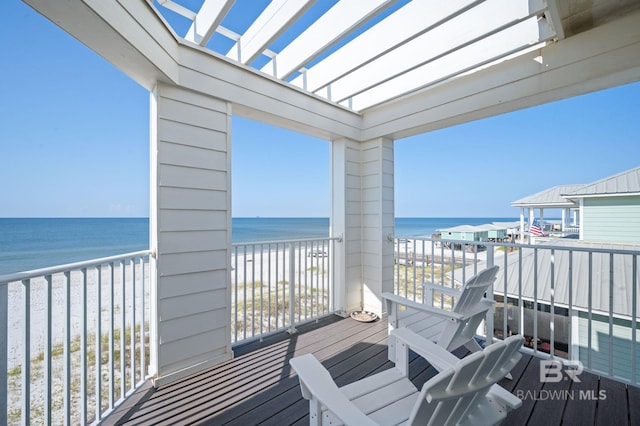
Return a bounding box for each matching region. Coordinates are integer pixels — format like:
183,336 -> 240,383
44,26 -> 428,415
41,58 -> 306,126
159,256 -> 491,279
325,368 -> 419,425
397,309 -> 447,343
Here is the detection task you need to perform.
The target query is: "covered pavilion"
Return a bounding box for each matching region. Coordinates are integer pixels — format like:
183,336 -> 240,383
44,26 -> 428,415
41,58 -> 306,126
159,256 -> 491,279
22,0 -> 640,389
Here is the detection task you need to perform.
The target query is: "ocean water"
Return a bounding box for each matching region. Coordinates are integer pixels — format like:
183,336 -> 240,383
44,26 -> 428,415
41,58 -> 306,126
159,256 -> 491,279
0,217 -> 516,275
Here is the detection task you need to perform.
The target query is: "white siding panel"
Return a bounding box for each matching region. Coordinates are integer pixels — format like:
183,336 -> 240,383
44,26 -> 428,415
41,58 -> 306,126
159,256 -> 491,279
159,230 -> 227,254
159,120 -> 227,151
160,309 -> 228,344
158,249 -> 228,277
158,273 -> 227,299
159,83 -> 228,114
158,327 -> 228,370
159,187 -> 227,210
159,141 -> 228,171
159,96 -> 228,130
159,209 -> 227,231
159,164 -> 227,191
159,291 -> 226,321
153,83 -> 232,385
158,120 -> 227,152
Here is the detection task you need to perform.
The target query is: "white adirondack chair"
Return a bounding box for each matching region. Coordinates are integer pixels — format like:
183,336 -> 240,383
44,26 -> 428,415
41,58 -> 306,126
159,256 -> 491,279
290,329 -> 523,426
383,265 -> 499,363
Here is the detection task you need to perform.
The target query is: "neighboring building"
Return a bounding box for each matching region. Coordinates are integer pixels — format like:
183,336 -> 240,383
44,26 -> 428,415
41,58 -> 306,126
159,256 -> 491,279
511,167 -> 640,244
439,225 -> 489,242
563,167 -> 640,244
511,184 -> 584,241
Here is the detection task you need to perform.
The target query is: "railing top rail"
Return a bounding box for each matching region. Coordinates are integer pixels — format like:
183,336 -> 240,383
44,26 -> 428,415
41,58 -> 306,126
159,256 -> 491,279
0,249 -> 154,284
392,236 -> 640,256
232,236 -> 340,247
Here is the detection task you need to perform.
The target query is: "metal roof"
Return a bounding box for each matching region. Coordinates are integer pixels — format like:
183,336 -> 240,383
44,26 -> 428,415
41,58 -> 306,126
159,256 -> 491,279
439,225 -> 484,233
511,184 -> 584,208
564,166 -> 640,198
150,0 -> 625,113
466,240 -> 640,317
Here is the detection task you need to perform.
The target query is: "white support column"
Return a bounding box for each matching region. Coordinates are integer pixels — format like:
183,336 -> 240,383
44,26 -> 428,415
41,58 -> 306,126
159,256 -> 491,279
150,82 -> 233,387
519,208 -> 525,242
330,137 -> 394,319
331,138 -> 361,317
561,208 -> 567,232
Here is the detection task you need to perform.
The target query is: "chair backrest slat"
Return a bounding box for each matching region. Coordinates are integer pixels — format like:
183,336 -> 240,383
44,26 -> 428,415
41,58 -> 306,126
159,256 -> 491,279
408,335 -> 524,425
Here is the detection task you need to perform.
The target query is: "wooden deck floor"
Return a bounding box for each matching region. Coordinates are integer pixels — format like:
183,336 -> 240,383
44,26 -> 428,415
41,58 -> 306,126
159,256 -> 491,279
108,315 -> 640,426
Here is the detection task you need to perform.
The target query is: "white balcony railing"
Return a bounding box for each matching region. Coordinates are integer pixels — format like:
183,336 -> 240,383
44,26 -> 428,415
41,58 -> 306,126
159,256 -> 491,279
231,237 -> 339,345
393,236 -> 640,386
0,250 -> 152,426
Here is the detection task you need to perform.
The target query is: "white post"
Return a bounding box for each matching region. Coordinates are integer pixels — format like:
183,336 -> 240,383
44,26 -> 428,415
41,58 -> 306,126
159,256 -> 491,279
150,83 -> 233,386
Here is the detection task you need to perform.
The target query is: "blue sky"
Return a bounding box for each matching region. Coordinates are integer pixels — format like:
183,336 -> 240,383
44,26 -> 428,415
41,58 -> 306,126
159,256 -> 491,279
2,1 -> 639,218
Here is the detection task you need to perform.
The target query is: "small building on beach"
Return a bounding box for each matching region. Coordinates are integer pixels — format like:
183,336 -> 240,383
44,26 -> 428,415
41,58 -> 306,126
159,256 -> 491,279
439,225 -> 489,242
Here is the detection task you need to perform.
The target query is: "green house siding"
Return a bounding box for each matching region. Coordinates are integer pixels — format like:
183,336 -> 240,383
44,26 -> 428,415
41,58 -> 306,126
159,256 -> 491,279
582,195 -> 640,243
441,231 -> 488,241
578,312 -> 640,384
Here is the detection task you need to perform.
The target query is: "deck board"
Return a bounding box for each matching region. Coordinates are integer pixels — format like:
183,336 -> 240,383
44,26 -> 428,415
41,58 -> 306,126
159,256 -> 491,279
109,315 -> 636,426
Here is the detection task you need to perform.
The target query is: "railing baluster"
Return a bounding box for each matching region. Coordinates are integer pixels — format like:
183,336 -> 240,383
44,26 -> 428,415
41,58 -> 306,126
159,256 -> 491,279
81,268 -> 88,425
587,251 -> 593,370
233,245 -> 238,343
120,260 -> 126,401
109,262 -> 115,409
550,249 -> 555,358
252,245 -> 256,338
64,271 -> 72,425
259,244 -> 264,336
243,246 -> 247,341
95,265 -> 102,420
632,255 -> 638,385
130,258 -> 136,391
45,275 -> 52,426
608,253 -> 614,377
22,279 -> 31,426
288,243 -> 296,333
533,248 -> 538,355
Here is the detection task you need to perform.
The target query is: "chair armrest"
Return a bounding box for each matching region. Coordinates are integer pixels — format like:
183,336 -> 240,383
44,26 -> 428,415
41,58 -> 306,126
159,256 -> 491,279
422,281 -> 462,298
289,354 -> 378,426
391,327 -> 461,371
382,292 -> 463,322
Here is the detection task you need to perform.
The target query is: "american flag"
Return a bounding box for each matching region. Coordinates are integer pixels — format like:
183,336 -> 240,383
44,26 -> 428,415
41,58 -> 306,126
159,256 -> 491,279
529,219 -> 545,237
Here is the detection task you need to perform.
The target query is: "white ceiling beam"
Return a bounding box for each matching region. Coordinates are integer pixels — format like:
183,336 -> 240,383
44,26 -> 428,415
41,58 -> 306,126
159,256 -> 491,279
289,0 -> 483,93
361,10 -> 640,140
260,0 -> 395,80
185,0 -> 235,46
350,16 -> 555,110
327,0 -> 548,106
226,0 -> 315,65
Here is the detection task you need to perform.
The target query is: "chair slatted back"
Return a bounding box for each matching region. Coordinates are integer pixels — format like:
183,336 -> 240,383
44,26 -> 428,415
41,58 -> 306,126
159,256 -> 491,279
409,335 -> 523,426
452,265 -> 499,316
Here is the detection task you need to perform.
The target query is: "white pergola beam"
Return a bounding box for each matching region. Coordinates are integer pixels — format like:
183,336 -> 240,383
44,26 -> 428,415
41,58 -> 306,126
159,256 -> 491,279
361,9 -> 640,140
226,0 -> 314,65
327,0 -> 548,106
545,0 -> 566,40
350,16 -> 555,110
260,0 -> 395,80
185,0 -> 235,46
289,0 -> 483,93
